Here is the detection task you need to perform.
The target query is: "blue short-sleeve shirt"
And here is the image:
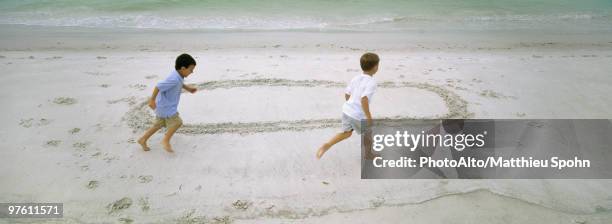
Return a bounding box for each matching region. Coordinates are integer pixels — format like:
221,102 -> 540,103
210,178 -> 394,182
155,70 -> 184,118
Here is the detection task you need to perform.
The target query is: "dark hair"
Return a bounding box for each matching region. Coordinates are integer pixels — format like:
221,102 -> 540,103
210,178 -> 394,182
360,52 -> 379,71
175,53 -> 196,70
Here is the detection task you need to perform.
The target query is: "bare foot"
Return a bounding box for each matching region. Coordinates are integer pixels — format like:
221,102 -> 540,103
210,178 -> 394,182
137,137 -> 150,151
162,141 -> 174,153
316,143 -> 331,159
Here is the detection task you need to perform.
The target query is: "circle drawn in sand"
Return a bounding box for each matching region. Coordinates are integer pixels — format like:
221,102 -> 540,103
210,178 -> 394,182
124,79 -> 471,135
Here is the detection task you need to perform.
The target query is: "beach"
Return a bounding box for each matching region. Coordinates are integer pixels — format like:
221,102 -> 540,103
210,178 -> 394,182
1,0 -> 612,222
1,24 -> 611,223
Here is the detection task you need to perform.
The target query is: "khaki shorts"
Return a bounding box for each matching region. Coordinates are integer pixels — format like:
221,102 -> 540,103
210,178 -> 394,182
154,113 -> 183,129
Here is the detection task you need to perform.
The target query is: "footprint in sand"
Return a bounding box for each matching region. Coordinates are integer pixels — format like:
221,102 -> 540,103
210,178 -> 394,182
44,140 -> 61,147
80,165 -> 89,171
53,97 -> 77,105
103,155 -> 119,163
90,152 -> 102,158
107,96 -> 137,105
232,200 -> 251,210
107,197 -> 132,214
369,196 -> 385,208
72,141 -> 91,150
137,175 -> 153,183
118,218 -> 133,224
19,118 -> 52,128
86,180 -> 99,189
137,197 -> 150,212
176,210 -> 208,223
128,84 -> 147,91
480,89 -> 517,99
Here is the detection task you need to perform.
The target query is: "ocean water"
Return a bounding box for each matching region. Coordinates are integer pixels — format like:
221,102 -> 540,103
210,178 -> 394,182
0,0 -> 611,31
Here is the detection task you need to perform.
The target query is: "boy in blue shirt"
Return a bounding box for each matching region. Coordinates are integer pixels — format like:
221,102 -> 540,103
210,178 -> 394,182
138,54 -> 197,153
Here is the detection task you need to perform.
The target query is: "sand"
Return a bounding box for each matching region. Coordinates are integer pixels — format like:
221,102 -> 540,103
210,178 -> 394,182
1,24 -> 612,223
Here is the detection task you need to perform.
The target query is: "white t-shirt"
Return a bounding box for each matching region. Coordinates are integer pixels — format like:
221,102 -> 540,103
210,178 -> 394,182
342,74 -> 377,120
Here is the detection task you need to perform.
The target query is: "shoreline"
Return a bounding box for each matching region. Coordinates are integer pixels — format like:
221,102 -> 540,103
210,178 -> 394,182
1,23 -> 612,223
2,24 -> 612,53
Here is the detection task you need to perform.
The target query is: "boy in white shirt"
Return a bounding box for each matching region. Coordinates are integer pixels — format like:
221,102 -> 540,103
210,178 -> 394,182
317,53 -> 380,159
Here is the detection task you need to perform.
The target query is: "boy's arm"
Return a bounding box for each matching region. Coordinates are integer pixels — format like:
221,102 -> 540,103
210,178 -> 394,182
148,87 -> 159,109
361,96 -> 373,125
182,84 -> 197,93
360,81 -> 376,126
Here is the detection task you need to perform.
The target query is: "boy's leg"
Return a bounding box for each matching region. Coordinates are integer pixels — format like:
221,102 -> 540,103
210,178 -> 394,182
161,116 -> 183,153
316,130 -> 352,159
138,123 -> 163,151
362,130 -> 379,160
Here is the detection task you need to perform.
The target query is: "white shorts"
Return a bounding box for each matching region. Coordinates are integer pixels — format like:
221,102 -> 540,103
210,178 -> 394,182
341,113 -> 364,135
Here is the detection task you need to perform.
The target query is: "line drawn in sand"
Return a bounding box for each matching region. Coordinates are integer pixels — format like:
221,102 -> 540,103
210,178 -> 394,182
124,78 -> 472,135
